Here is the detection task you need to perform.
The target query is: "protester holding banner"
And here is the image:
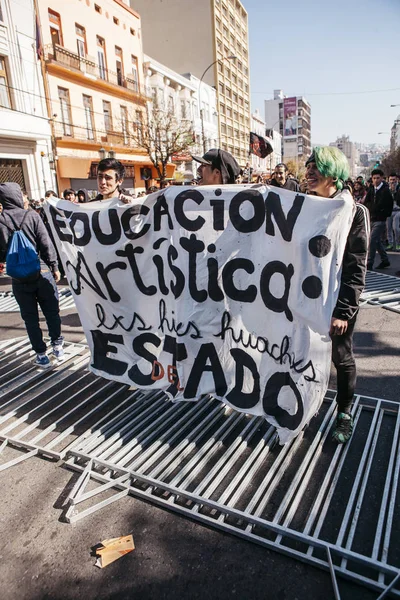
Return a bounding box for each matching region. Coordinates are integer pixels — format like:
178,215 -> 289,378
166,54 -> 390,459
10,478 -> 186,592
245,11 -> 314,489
0,183 -> 64,367
270,164 -> 300,192
191,149 -> 241,185
91,158 -> 134,204
305,147 -> 369,443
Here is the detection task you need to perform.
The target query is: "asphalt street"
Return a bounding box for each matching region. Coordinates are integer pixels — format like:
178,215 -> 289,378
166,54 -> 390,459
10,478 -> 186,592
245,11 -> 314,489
0,252 -> 399,600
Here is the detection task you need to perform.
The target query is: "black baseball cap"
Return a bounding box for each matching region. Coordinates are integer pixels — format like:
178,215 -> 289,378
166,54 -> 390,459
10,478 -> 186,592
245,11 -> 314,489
191,148 -> 241,184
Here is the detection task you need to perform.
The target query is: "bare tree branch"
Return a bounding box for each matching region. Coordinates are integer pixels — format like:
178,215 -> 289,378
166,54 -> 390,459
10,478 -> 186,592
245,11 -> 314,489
129,101 -> 195,187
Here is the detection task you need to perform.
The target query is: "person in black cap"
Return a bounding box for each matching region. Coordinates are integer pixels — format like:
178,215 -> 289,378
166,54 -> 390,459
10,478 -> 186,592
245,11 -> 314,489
192,149 -> 241,186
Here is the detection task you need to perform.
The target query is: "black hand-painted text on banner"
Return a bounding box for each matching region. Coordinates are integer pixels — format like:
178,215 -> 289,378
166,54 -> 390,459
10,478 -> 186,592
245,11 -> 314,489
45,185 -> 355,444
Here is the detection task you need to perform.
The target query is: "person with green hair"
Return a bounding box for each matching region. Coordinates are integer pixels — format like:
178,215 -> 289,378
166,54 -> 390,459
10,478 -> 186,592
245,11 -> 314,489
305,147 -> 370,443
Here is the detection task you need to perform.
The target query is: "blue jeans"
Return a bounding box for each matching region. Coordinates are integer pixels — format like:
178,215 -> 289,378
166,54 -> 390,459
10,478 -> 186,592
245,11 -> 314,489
386,211 -> 400,246
368,221 -> 389,267
12,271 -> 63,354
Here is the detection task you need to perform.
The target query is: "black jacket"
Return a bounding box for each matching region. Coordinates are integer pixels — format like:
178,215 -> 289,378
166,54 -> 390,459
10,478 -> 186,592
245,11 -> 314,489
364,184 -> 393,222
333,202 -> 370,321
270,177 -> 300,192
0,183 -> 58,272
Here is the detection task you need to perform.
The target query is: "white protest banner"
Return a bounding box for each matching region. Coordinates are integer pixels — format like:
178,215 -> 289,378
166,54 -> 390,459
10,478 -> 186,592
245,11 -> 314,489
45,185 -> 355,444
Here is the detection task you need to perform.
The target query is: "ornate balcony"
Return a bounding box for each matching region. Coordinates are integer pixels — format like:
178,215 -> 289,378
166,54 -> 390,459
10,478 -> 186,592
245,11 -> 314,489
44,44 -> 148,102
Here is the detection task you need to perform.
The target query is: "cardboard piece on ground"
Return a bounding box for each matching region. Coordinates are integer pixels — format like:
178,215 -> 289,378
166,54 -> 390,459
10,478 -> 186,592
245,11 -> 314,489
95,534 -> 135,568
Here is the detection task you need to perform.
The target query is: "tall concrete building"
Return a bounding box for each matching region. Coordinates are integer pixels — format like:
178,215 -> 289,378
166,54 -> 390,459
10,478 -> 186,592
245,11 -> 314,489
130,0 -> 251,166
264,89 -> 311,166
329,135 -> 359,178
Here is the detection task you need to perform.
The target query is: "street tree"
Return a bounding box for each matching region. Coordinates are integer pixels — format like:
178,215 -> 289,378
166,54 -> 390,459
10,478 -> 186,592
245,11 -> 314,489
381,147 -> 400,175
130,102 -> 195,188
286,159 -> 306,181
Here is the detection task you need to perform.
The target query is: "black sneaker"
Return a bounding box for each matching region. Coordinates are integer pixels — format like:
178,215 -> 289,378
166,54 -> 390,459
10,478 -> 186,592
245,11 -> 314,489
332,412 -> 353,444
376,260 -> 390,269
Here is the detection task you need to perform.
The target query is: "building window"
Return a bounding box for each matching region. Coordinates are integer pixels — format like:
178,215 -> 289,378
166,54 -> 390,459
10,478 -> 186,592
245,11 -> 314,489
168,95 -> 174,113
113,16 -> 119,25
151,87 -> 158,107
96,36 -> 107,80
75,24 -> 86,58
103,100 -> 112,132
83,94 -> 95,140
48,9 -> 63,47
0,57 -> 11,108
135,110 -> 142,140
58,87 -> 72,136
120,105 -> 128,145
130,27 -> 135,36
0,4 -> 4,21
115,46 -> 124,86
180,99 -> 186,119
94,4 -> 102,14
131,55 -> 139,92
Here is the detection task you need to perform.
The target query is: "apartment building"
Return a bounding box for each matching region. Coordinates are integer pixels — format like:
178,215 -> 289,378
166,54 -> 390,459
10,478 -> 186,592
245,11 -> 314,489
329,135 -> 359,178
37,0 -> 157,194
143,56 -> 218,182
0,0 -> 54,197
130,0 -> 251,166
265,90 -> 312,166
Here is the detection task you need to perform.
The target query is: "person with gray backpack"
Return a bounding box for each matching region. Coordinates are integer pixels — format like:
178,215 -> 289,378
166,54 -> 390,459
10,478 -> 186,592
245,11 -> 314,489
0,183 -> 64,367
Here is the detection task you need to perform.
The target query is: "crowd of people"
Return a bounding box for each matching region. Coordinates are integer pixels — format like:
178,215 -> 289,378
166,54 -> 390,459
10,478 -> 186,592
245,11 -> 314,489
0,146 -> 397,446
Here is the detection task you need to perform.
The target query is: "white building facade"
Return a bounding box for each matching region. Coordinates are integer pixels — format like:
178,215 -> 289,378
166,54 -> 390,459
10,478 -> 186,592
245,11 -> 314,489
390,116 -> 400,153
0,0 -> 54,198
265,129 -> 282,174
143,55 -> 218,182
250,109 -> 267,175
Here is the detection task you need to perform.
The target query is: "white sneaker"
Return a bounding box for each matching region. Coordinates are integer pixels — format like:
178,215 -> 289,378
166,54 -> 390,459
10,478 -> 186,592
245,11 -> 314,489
52,345 -> 65,361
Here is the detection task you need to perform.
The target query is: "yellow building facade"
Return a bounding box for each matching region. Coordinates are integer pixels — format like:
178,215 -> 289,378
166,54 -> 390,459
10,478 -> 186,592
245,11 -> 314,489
37,0 -> 162,195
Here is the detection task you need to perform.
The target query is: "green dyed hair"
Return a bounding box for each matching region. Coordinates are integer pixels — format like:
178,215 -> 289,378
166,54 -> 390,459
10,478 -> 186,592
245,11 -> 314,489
312,146 -> 350,190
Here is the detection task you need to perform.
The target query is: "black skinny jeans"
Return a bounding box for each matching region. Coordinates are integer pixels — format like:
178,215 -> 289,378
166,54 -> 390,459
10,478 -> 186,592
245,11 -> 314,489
12,271 -> 62,354
331,317 -> 357,414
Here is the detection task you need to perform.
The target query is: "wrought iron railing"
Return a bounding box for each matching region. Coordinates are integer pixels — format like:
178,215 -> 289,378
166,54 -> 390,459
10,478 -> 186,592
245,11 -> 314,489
44,44 -> 145,95
53,120 -> 143,149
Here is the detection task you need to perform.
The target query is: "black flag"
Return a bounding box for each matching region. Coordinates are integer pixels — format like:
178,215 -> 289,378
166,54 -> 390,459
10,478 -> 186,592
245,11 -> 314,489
249,132 -> 273,159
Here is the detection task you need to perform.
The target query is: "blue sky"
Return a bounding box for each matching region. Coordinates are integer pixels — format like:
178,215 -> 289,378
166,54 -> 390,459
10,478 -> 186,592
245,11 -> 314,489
244,0 -> 400,146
